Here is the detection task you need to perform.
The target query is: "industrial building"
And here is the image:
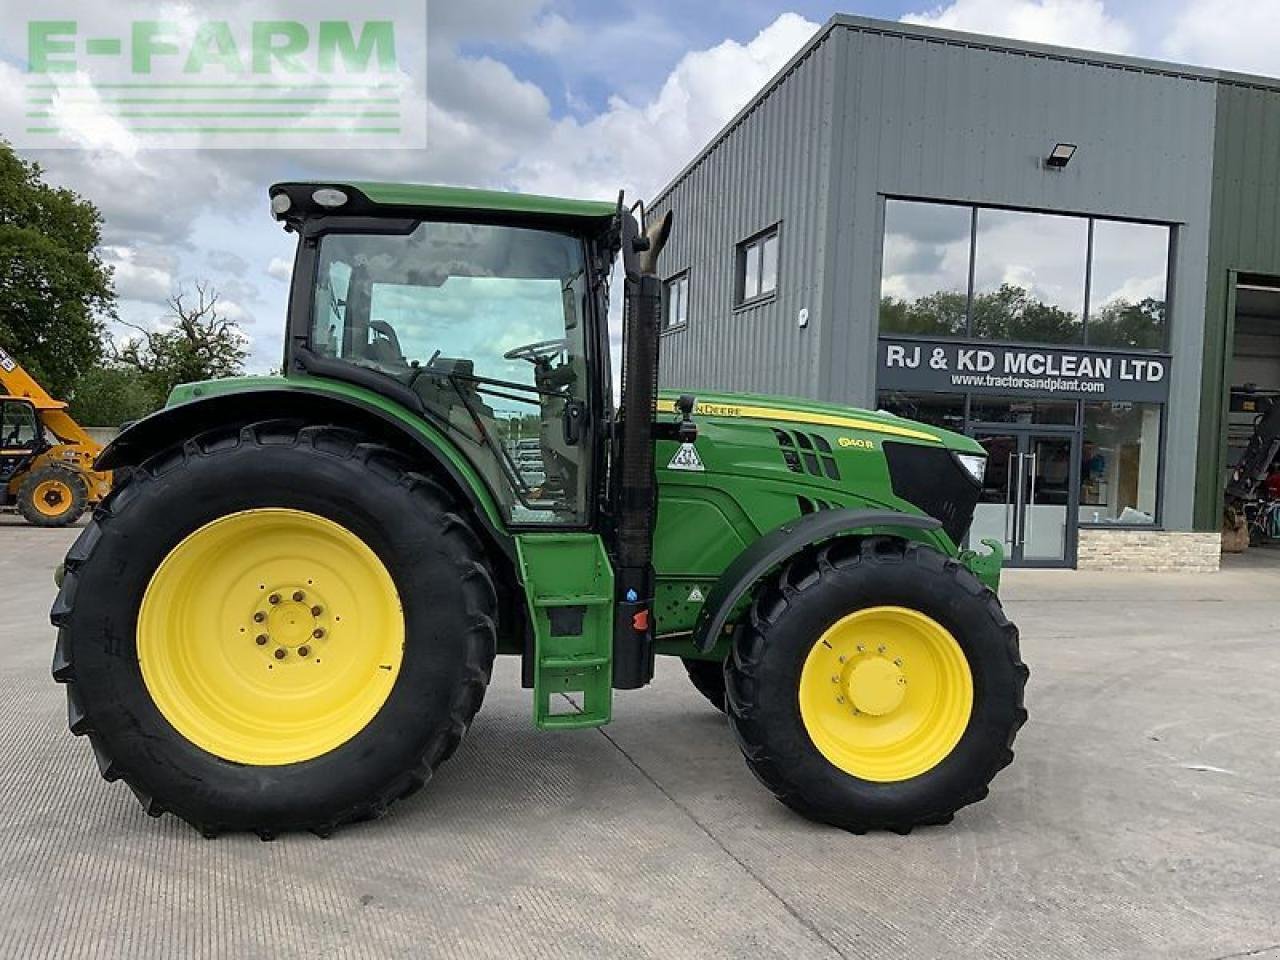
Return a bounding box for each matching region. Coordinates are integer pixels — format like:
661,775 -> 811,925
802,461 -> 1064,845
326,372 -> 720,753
651,14 -> 1280,570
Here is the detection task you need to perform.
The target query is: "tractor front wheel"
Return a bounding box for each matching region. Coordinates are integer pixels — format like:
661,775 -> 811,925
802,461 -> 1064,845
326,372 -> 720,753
51,421 -> 497,837
18,464 -> 88,527
725,536 -> 1028,833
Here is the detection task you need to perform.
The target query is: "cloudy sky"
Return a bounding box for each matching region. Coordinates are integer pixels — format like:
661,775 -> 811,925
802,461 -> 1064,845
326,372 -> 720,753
2,0 -> 1278,371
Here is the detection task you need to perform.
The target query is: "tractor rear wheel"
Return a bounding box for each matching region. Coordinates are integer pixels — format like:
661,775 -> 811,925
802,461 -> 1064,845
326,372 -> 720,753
18,464 -> 87,527
682,657 -> 727,713
51,421 -> 497,838
725,536 -> 1027,833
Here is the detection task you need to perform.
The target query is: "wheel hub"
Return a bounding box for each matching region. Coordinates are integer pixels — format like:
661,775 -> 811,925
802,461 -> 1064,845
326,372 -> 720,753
258,588 -> 329,656
844,655 -> 906,716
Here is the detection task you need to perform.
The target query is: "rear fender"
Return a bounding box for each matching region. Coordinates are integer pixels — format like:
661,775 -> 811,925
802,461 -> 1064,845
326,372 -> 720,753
692,509 -> 946,652
96,387 -> 512,560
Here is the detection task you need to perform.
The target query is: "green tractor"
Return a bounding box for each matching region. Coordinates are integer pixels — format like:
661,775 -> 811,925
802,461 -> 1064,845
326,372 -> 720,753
51,182 -> 1027,838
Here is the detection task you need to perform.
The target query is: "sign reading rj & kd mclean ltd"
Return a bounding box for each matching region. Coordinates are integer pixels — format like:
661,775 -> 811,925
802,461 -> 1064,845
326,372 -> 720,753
877,338 -> 1171,403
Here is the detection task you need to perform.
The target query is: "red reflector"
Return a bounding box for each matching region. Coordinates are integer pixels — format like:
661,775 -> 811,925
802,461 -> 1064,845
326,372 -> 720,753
632,609 -> 650,631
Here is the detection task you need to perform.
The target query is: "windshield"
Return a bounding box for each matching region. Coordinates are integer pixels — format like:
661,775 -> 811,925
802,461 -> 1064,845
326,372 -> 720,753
311,221 -> 592,524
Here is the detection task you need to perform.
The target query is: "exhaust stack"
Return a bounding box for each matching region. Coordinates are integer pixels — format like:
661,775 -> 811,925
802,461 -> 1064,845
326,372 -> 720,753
611,206 -> 673,690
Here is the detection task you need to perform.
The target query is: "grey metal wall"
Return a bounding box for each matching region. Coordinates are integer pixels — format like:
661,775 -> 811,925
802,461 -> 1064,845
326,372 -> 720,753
653,17 -> 1225,531
649,30 -> 836,398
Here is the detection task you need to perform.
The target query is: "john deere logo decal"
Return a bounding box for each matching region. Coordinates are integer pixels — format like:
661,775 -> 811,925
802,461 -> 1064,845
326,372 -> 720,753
668,443 -> 705,472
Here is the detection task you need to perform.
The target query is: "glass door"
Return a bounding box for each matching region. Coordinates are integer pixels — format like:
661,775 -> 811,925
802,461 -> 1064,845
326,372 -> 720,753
972,429 -> 1078,567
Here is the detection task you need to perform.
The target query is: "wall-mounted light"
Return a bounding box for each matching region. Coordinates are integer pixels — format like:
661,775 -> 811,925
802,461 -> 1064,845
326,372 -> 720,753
1046,143 -> 1077,169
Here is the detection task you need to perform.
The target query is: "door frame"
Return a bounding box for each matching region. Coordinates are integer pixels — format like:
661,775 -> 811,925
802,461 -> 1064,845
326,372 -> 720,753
969,422 -> 1081,569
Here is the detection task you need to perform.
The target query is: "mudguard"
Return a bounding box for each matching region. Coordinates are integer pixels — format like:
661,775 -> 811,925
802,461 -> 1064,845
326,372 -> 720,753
692,508 -> 944,652
94,386 -> 512,559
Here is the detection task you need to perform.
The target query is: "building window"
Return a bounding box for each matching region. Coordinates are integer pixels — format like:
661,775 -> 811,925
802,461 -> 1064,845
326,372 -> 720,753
875,390 -> 966,434
969,395 -> 1077,426
972,209 -> 1087,345
880,201 -> 972,337
737,227 -> 779,304
1080,402 -> 1162,524
664,272 -> 689,330
878,199 -> 1171,350
1087,220 -> 1170,350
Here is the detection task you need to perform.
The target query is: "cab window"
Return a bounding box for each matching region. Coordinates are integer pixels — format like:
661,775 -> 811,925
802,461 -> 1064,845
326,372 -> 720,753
0,401 -> 40,450
311,221 -> 592,525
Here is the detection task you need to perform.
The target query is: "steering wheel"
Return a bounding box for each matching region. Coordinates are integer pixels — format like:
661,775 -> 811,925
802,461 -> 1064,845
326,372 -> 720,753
503,338 -> 568,364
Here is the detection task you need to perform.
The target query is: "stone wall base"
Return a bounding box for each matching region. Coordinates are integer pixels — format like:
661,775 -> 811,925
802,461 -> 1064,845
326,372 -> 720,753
1075,530 -> 1221,572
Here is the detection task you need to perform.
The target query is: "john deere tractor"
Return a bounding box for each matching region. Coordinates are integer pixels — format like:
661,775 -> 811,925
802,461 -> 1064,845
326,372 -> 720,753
51,183 -> 1027,838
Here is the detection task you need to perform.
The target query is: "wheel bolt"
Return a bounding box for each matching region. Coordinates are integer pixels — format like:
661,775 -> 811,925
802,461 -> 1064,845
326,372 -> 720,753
293,590 -> 305,602
298,646 -> 310,658
253,611 -> 266,623
893,658 -> 903,667
836,696 -> 845,704
313,628 -> 325,639
856,644 -> 864,652
831,675 -> 840,683
877,645 -> 886,654
898,677 -> 906,685
269,593 -> 281,605
255,634 -> 268,646
311,605 -> 323,616
274,648 -> 287,660
837,655 -> 846,663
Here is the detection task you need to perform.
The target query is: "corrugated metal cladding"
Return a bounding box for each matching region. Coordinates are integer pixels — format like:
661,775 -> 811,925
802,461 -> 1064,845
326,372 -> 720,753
648,30 -> 837,399
651,15 -> 1228,531
1196,83 -> 1280,529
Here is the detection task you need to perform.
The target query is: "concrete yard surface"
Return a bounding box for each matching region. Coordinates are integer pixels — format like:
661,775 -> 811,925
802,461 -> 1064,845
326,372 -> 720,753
0,513 -> 1277,959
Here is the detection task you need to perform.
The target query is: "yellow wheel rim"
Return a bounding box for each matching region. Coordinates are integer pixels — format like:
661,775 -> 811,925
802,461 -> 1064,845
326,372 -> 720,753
137,508 -> 404,766
32,479 -> 74,518
798,606 -> 973,782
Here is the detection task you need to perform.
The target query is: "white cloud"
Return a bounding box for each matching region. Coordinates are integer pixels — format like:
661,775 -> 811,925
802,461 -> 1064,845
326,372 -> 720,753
902,0 -> 1134,54
101,246 -> 175,304
1162,0 -> 1280,78
267,257 -> 293,281
511,13 -> 821,201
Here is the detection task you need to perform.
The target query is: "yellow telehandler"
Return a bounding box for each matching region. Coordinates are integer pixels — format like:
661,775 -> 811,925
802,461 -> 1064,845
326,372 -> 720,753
0,346 -> 111,527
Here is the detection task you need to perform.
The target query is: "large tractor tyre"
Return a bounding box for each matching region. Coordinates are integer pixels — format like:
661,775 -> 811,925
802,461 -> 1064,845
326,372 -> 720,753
682,657 -> 727,713
725,536 -> 1028,834
51,421 -> 497,838
18,464 -> 88,527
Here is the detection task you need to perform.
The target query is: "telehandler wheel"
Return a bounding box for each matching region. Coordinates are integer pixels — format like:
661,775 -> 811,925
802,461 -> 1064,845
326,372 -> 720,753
725,536 -> 1028,834
18,465 -> 87,527
682,657 -> 727,713
50,421 -> 497,838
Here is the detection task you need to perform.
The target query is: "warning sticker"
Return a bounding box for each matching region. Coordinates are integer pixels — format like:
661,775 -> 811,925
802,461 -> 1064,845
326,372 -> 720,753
687,586 -> 705,603
667,443 -> 705,472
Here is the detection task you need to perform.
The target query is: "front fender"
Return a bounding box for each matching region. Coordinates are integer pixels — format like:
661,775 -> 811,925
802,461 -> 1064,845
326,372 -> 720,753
692,508 -> 945,652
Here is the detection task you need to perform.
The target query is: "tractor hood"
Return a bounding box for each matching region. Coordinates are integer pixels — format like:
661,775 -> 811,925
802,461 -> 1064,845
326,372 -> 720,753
657,390 -> 982,454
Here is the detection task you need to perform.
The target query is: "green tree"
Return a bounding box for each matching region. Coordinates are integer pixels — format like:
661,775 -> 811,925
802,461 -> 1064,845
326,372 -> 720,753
114,282 -> 248,401
0,140 -> 115,397
880,290 -> 967,336
1087,297 -> 1166,350
67,365 -> 165,427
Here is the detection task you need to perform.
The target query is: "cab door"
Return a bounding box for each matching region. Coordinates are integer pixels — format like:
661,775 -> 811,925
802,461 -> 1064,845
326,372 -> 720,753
0,399 -> 43,489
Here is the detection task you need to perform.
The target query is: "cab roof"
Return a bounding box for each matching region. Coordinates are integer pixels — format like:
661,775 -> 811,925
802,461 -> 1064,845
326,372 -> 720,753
269,181 -> 618,226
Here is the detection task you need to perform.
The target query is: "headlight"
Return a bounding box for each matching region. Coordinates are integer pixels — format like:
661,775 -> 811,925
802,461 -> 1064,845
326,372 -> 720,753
952,452 -> 987,485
